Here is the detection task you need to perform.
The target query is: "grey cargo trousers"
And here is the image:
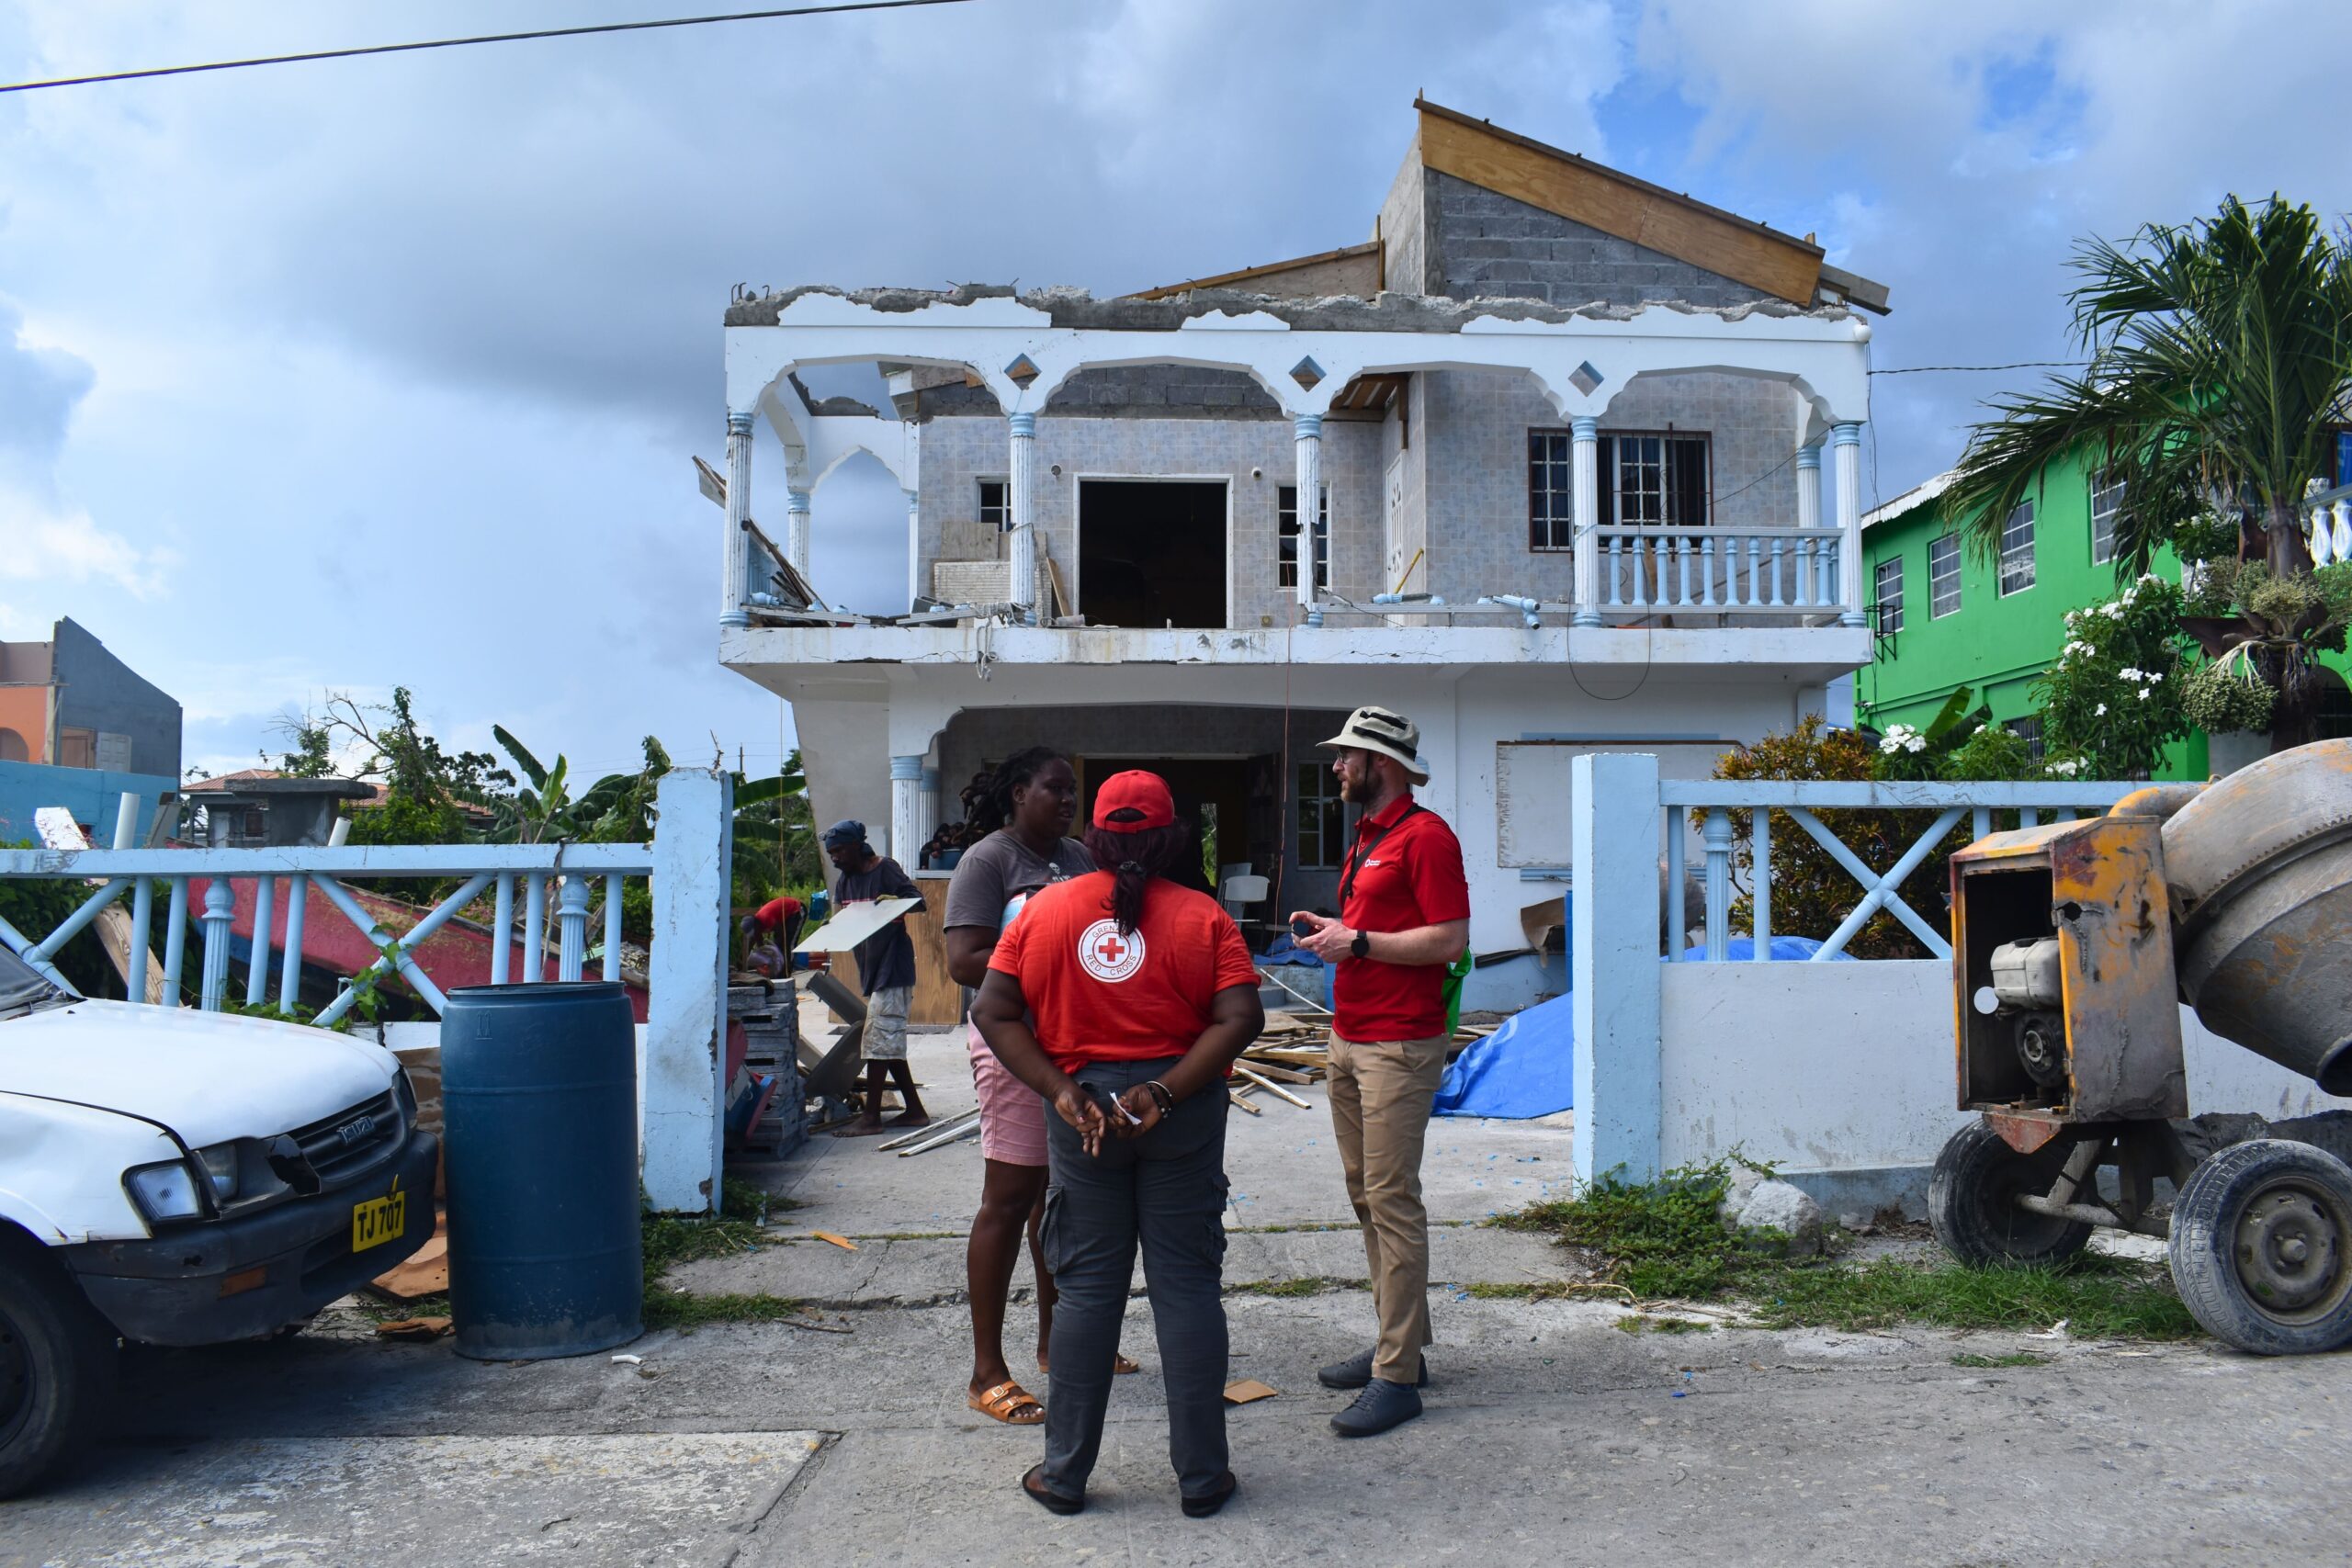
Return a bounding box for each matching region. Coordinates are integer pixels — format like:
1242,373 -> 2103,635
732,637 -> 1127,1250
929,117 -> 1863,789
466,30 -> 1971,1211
1038,1055 -> 1230,1501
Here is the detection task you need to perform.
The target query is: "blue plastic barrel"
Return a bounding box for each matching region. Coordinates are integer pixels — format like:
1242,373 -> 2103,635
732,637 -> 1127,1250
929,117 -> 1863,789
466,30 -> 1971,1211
441,981 -> 643,1360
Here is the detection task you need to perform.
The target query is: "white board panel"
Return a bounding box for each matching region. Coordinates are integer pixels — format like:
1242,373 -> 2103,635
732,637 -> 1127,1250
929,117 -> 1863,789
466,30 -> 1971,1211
1495,740 -> 1734,869
794,896 -> 922,953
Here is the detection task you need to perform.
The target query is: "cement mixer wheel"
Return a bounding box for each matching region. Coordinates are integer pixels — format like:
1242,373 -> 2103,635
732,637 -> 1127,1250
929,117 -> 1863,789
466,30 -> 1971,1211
1928,1122 -> 2092,1268
2170,1138 -> 2352,1356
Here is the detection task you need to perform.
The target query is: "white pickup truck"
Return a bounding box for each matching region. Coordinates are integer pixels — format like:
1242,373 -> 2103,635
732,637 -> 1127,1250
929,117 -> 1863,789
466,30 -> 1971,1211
0,942 -> 437,1496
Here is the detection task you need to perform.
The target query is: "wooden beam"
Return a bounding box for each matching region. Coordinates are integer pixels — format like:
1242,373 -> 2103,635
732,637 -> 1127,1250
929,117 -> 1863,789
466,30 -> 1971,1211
1414,101 -> 1824,309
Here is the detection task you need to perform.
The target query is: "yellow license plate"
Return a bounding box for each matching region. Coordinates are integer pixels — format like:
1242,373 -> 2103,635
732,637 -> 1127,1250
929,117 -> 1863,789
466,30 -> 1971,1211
351,1190 -> 407,1253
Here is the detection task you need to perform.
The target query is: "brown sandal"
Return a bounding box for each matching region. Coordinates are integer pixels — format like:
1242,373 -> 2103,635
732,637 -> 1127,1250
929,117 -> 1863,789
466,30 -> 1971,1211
968,1380 -> 1045,1425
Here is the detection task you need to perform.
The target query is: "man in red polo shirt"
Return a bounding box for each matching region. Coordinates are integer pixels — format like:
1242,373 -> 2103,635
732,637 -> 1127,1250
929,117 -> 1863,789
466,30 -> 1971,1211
1287,704 -> 1469,1438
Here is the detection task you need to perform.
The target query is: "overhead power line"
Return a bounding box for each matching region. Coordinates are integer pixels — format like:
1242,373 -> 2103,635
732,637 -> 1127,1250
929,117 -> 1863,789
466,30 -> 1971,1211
1869,359 -> 2096,377
0,0 -> 977,94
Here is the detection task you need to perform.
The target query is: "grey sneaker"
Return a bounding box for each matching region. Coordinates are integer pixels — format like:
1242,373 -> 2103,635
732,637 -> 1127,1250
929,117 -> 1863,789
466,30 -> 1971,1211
1317,1348 -> 1428,1390
1330,1377 -> 1423,1437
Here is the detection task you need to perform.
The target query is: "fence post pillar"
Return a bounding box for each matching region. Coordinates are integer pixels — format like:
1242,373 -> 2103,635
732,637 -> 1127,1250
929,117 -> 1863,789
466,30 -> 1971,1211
644,768 -> 732,1213
1573,752 -> 1662,1188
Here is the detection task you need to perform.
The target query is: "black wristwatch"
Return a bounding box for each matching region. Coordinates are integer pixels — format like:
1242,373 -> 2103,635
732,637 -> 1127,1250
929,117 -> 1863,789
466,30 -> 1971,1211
1350,929 -> 1371,959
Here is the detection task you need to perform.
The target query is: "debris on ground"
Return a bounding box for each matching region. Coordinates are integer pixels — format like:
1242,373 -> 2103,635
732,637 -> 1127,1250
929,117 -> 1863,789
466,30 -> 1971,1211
1222,1379 -> 1279,1404
374,1316 -> 454,1340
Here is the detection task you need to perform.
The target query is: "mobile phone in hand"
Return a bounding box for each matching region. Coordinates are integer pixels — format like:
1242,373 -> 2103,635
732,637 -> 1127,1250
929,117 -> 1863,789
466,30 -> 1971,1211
1290,915 -> 1317,939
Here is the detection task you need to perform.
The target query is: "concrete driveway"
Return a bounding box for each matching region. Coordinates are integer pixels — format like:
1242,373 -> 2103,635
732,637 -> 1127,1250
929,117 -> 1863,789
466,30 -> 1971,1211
9,1028 -> 2350,1566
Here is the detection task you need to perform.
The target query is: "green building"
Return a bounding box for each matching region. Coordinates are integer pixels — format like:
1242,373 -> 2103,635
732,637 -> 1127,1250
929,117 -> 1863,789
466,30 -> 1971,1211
1858,443 -> 2352,780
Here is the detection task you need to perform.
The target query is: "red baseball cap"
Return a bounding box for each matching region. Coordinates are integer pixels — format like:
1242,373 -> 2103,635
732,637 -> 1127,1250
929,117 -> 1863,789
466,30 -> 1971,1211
1091,770 -> 1175,830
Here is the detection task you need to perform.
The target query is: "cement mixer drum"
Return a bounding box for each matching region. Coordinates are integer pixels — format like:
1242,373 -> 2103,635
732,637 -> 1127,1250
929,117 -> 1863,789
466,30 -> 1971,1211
2161,740 -> 2352,1094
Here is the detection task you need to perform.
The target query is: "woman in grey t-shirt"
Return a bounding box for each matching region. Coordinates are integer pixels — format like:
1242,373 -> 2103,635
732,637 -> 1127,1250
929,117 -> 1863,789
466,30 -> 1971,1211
944,748 -> 1129,1423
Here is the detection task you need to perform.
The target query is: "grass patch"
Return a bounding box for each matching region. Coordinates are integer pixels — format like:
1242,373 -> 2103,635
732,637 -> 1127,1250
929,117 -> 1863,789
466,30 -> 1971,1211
1748,1253 -> 2198,1339
638,1181 -> 807,1329
1952,1351 -> 2051,1369
1613,1314 -> 1713,1335
354,1292 -> 450,1323
1500,1161 -> 2203,1342
1226,1276 -> 1358,1298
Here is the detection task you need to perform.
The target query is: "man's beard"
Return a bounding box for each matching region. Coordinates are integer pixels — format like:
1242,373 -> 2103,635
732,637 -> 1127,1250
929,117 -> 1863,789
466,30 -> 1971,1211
1339,768 -> 1377,804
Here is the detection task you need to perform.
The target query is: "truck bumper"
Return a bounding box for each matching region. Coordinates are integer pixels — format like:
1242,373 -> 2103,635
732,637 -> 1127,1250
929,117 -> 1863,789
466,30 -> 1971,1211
61,1131 -> 440,1346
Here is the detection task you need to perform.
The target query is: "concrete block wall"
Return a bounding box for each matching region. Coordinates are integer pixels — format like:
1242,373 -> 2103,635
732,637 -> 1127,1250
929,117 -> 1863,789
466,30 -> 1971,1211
916,415 -> 1384,626
1427,171 -> 1780,310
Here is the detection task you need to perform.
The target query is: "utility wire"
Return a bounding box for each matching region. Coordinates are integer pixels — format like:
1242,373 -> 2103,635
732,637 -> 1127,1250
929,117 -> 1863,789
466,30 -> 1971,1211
1868,359 -> 2094,376
0,0 -> 976,94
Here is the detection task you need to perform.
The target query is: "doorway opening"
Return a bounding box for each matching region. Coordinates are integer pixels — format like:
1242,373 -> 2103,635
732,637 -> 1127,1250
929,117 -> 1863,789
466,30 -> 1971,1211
1078,479 -> 1227,628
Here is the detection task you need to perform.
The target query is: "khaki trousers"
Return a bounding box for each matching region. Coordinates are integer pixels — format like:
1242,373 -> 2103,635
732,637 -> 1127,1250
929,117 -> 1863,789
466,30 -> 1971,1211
1326,1032 -> 1450,1382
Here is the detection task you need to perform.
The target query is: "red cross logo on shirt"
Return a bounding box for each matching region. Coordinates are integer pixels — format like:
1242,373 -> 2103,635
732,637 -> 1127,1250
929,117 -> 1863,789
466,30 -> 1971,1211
1078,918 -> 1147,982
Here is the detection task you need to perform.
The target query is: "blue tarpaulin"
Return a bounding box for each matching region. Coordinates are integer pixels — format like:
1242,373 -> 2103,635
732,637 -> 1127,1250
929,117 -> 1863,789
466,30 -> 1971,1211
1431,937 -> 1852,1119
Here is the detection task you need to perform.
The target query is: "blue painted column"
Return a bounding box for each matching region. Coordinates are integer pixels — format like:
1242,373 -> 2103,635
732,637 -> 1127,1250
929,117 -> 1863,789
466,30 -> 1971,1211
919,766 -> 941,852
644,768 -> 732,1213
1833,423 -> 1866,627
721,410 -> 754,627
198,878 -> 234,1011
1571,415 -> 1602,626
1572,751 -> 1661,1186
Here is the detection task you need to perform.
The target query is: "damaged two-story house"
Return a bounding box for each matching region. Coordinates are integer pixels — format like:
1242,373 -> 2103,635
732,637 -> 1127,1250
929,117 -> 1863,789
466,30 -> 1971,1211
714,98 -> 1890,1008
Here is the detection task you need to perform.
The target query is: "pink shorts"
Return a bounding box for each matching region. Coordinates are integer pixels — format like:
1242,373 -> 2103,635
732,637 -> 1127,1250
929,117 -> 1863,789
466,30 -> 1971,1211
969,1022 -> 1049,1167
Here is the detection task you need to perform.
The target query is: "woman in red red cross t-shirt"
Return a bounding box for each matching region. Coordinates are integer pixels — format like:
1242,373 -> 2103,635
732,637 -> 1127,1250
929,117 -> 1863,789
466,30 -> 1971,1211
973,771 -> 1262,1517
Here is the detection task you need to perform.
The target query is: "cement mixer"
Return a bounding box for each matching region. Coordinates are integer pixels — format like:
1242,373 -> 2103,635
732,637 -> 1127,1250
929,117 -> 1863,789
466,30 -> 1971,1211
1929,739 -> 2352,1354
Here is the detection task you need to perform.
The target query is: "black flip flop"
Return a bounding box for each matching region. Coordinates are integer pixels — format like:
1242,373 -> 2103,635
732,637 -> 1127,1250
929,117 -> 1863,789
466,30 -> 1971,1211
1023,1463 -> 1084,1516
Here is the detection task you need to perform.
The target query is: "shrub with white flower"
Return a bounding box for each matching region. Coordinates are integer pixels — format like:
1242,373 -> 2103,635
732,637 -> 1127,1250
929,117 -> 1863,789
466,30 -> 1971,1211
1878,723 -> 1928,756
2034,576 -> 2190,779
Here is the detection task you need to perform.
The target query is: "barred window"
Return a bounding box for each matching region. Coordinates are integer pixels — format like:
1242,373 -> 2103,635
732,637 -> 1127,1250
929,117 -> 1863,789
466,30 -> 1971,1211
1529,431 -> 1574,549
2006,716 -> 2046,764
1277,484 -> 1330,591
1929,534 -> 1963,617
1998,502 -> 2037,596
2089,471 -> 2125,566
978,479 -> 1010,532
1873,557 -> 1905,635
1528,430 -> 1710,549
1605,433 -> 1709,529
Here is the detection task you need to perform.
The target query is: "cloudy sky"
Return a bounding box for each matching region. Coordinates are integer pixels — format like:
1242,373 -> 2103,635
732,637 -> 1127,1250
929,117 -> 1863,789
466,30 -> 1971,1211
4,0 -> 2348,783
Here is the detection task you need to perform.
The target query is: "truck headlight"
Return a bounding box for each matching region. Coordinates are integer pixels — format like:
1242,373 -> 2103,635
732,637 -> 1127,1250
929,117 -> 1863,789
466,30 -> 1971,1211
194,1142 -> 241,1202
123,1159 -> 207,1223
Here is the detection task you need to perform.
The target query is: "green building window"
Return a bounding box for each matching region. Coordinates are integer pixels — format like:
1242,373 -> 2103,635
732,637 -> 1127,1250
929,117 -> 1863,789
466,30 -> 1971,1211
1929,534 -> 1962,617
2006,716 -> 2045,763
2090,472 -> 2124,566
1998,502 -> 2037,596
1873,558 -> 1905,635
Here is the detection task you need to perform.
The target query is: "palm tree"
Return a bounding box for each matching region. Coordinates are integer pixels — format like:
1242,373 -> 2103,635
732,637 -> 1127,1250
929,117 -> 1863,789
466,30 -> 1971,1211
1944,196 -> 2352,747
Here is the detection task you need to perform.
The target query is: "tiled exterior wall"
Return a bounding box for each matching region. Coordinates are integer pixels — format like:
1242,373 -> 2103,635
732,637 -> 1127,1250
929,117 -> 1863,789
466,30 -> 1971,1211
914,368 -> 1806,623
1418,368 -> 1809,606
919,414 -> 1384,626
1427,171 -> 1781,310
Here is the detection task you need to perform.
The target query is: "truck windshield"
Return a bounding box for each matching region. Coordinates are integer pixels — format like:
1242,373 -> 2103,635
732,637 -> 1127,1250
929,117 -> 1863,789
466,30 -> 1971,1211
0,944 -> 66,1010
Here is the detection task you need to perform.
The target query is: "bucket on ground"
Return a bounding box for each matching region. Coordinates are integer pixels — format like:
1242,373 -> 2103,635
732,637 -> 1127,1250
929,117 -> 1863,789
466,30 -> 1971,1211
441,980 -> 643,1360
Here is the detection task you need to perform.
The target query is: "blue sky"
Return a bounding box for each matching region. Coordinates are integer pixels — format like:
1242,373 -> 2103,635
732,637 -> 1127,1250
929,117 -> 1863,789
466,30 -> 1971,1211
4,0 -> 2348,782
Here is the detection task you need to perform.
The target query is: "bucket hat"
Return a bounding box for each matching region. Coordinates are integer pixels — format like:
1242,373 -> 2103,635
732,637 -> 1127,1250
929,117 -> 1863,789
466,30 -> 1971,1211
1319,705 -> 1430,784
